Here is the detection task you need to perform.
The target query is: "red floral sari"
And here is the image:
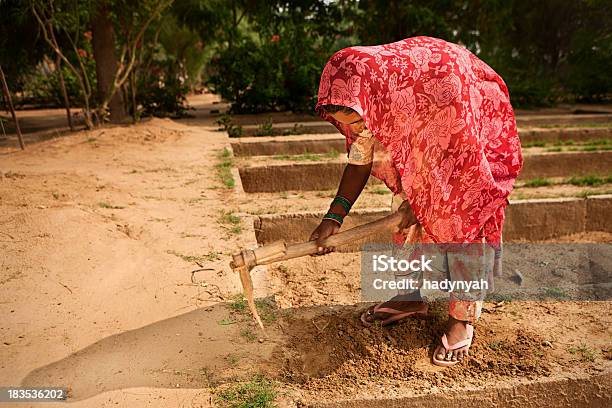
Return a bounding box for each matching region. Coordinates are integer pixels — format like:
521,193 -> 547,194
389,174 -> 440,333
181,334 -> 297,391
316,36 -> 523,244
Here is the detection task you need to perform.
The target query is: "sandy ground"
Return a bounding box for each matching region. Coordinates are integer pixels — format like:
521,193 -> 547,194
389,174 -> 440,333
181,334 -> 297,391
1,96 -> 611,407
265,236 -> 612,404
0,109 -> 279,406
275,300 -> 612,404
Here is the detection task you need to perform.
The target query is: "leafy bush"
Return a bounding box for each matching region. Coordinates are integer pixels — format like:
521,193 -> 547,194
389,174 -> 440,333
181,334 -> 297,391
206,1 -> 344,113
137,33 -> 191,118
216,114 -> 243,137
138,66 -> 189,118
255,117 -> 274,136
207,36 -> 331,113
135,13 -> 205,118
208,39 -> 287,113
22,57 -> 97,107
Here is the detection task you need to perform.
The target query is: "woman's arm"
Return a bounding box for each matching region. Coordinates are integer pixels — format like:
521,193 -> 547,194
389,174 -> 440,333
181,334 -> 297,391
309,162 -> 372,254
334,163 -> 372,210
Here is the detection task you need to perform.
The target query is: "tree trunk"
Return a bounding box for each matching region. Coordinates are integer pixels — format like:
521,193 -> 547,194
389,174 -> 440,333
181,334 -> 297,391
0,65 -> 25,150
91,1 -> 125,123
56,56 -> 74,131
130,69 -> 138,123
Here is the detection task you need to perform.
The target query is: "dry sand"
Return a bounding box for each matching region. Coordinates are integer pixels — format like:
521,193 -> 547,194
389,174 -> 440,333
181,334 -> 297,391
1,98 -> 611,407
0,113 -> 278,406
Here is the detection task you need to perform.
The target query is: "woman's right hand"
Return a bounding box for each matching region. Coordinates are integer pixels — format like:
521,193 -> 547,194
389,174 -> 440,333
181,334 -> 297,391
309,219 -> 341,255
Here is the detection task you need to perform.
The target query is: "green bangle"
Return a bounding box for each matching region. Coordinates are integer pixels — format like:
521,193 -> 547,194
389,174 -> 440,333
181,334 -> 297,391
323,213 -> 343,226
332,195 -> 353,214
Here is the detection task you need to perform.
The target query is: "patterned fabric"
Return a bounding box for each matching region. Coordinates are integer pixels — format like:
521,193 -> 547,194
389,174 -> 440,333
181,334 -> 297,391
449,299 -> 483,322
316,36 -> 523,244
391,193 -> 492,322
348,128 -> 376,165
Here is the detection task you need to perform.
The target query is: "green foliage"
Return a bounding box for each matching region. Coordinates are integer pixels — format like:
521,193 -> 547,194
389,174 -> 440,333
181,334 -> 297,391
98,202 -> 125,209
173,0 -> 244,46
351,0 -> 456,45
207,38 -> 291,113
216,114 -> 233,130
202,0 -> 611,110
0,1 -> 47,86
4,0 -> 97,109
240,328 -> 257,342
22,57 -> 97,107
280,123 -> 305,135
352,0 -> 612,106
254,298 -> 277,323
568,344 -> 596,362
132,13 -> 193,118
562,1 -> 612,102
228,294 -> 278,324
456,0 -> 612,105
566,175 -> 612,187
3,0 -> 184,118
216,114 -> 243,137
272,150 -> 339,161
229,294 -> 247,312
2,0 -> 611,117
218,318 -> 237,325
206,0 -> 346,113
522,178 -> 553,188
219,211 -> 241,226
488,340 -> 505,351
372,187 -> 390,195
542,287 -> 569,300
138,62 -> 189,118
215,148 -> 235,188
166,249 -> 220,263
523,141 -> 548,148
255,117 -> 274,136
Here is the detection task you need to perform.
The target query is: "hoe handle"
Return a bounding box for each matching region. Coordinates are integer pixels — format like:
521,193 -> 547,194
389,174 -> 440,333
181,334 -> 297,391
263,211 -> 402,263
230,211 -> 403,330
231,211 -> 403,270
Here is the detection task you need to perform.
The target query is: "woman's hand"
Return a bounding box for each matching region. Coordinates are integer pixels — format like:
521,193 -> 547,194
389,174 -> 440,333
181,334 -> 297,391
309,219 -> 341,255
395,200 -> 418,234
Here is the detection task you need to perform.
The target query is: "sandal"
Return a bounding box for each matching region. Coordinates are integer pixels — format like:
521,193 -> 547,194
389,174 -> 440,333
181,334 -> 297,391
432,323 -> 474,367
360,302 -> 428,327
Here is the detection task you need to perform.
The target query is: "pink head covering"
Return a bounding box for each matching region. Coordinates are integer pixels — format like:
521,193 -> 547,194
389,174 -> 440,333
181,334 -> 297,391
316,36 -> 523,243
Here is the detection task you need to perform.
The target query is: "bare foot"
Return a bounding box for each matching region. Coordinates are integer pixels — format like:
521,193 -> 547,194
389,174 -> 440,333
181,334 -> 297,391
434,317 -> 472,363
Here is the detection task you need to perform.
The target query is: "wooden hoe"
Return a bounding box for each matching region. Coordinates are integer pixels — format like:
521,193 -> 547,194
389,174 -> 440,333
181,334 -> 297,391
230,211 -> 403,330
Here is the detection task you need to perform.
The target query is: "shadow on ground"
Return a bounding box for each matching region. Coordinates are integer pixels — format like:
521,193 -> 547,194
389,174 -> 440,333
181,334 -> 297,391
20,302 -> 281,401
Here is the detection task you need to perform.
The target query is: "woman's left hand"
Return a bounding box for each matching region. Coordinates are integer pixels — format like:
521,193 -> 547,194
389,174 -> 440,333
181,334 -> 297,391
395,200 -> 418,234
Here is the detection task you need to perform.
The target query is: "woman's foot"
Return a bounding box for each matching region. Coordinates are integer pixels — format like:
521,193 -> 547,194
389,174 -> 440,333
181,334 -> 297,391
433,317 -> 473,365
360,297 -> 428,326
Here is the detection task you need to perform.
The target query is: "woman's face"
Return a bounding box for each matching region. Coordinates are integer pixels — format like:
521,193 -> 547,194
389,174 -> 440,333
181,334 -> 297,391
329,111 -> 366,134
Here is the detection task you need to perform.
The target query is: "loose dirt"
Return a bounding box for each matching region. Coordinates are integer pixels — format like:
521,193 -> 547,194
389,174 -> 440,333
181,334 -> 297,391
269,300 -> 611,405
263,230 -> 611,405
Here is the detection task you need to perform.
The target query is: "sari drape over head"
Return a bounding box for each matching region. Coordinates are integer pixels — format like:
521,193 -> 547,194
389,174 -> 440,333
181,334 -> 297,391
316,36 -> 523,244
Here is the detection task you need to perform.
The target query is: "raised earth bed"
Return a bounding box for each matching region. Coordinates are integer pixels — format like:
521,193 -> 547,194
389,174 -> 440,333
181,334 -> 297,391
237,150 -> 612,193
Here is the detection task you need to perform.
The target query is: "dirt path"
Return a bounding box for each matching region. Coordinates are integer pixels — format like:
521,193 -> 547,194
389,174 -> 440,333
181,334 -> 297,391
0,111 -> 278,406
